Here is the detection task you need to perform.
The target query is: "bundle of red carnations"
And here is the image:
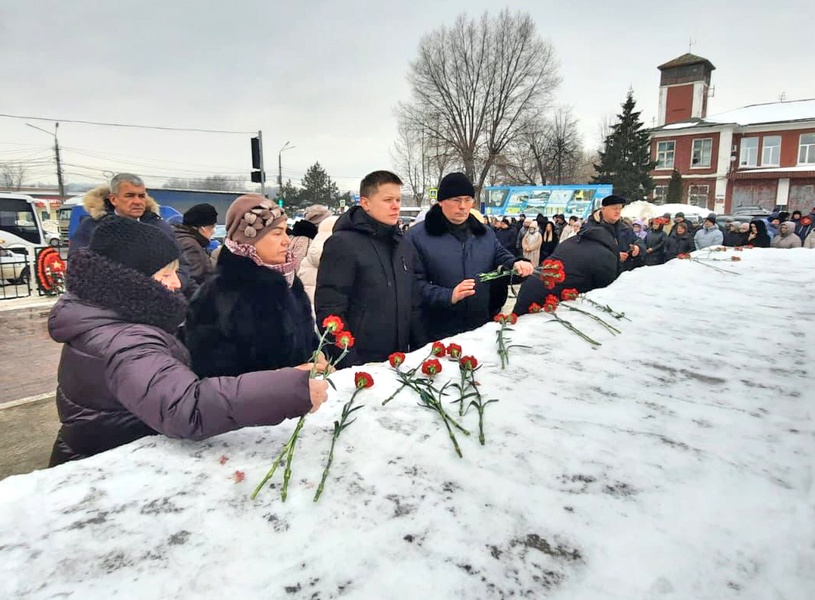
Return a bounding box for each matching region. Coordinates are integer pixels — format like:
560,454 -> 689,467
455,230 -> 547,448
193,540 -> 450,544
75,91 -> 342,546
251,314 -> 356,501
493,313 -> 527,369
383,343 -> 476,457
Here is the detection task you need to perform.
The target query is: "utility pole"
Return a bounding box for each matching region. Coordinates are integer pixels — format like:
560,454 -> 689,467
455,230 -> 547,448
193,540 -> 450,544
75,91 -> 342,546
257,130 -> 266,198
54,122 -> 65,200
26,122 -> 65,200
278,141 -> 294,202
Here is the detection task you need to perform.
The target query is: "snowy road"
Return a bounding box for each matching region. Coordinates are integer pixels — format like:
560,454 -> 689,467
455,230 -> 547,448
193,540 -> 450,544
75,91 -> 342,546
0,247 -> 813,599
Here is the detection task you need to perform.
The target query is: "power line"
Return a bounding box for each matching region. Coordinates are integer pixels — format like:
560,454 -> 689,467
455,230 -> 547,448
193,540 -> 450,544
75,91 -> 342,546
0,112 -> 255,135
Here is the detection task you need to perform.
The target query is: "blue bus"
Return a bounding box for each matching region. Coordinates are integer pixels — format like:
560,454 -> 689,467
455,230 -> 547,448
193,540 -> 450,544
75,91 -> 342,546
482,184 -> 613,220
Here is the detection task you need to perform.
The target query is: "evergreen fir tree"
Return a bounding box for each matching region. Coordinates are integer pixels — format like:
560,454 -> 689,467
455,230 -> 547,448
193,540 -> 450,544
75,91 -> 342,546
592,91 -> 656,201
666,170 -> 682,204
299,162 -> 340,208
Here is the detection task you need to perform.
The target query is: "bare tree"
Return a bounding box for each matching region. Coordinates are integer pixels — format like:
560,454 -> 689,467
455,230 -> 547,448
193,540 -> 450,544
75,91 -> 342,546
491,106 -> 582,185
162,175 -> 244,191
398,9 -> 560,198
0,162 -> 28,190
544,106 -> 581,184
596,113 -> 615,152
391,120 -> 428,207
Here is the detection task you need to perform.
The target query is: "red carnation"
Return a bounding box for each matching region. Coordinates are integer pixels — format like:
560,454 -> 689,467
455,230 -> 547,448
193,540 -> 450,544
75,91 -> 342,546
459,355 -> 478,371
388,352 -> 405,368
494,313 -> 506,324
431,341 -> 447,357
335,330 -> 355,349
561,288 -> 579,301
540,258 -> 566,290
232,470 -> 245,483
528,302 -> 542,314
421,358 -> 442,377
354,371 -> 374,389
322,315 -> 344,333
508,313 -> 518,325
543,294 -> 559,313
677,253 -> 691,260
446,343 -> 462,359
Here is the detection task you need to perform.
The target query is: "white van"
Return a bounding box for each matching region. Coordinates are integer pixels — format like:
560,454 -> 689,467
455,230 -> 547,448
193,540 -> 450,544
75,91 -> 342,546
0,193 -> 61,285
0,193 -> 61,248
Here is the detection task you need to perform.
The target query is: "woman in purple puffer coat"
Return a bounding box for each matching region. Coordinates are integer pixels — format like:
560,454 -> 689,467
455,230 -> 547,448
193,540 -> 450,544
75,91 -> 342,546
48,216 -> 327,467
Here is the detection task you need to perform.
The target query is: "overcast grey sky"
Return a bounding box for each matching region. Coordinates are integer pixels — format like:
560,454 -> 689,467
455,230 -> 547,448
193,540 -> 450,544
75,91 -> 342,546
1,0 -> 813,192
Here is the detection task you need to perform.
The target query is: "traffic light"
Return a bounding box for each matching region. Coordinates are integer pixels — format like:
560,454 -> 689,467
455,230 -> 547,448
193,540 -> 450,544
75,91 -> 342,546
250,136 -> 265,183
251,137 -> 261,169
277,199 -> 283,208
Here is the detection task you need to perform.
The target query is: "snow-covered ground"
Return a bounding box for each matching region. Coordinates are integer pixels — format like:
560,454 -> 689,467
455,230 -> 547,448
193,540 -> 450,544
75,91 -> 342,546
1,248 -> 814,600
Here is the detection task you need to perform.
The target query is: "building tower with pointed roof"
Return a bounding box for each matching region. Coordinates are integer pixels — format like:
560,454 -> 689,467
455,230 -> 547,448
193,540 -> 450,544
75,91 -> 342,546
657,53 -> 715,126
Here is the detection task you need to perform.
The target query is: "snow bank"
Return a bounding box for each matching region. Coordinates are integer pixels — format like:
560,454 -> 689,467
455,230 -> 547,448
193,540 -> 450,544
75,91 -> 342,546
1,248 -> 814,599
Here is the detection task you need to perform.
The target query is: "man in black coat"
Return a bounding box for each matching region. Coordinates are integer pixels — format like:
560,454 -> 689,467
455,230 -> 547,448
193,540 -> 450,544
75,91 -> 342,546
514,195 -> 642,315
315,171 -> 425,367
405,172 -> 534,341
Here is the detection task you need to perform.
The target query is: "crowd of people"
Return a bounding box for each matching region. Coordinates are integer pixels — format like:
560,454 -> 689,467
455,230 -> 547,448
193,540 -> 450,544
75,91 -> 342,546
46,170 -> 815,466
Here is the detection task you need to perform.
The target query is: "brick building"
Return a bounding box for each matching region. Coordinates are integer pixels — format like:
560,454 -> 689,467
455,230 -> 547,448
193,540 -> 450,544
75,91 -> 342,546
648,53 -> 815,214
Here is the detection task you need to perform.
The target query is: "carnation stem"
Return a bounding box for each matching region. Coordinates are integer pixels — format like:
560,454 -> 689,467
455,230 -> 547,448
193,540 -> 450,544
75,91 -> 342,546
314,388 -> 363,502
251,417 -> 305,500
552,314 -> 601,346
382,381 -> 407,405
313,422 -> 340,502
563,304 -> 621,334
280,416 -> 305,502
581,297 -> 630,321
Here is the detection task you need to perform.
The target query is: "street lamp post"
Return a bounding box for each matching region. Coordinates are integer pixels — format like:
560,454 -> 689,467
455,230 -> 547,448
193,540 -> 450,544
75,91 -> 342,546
278,141 -> 294,200
25,122 -> 66,200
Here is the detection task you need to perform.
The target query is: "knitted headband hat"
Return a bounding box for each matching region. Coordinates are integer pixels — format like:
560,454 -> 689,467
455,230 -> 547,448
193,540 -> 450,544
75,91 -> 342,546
225,194 -> 287,245
304,204 -> 331,225
89,216 -> 180,276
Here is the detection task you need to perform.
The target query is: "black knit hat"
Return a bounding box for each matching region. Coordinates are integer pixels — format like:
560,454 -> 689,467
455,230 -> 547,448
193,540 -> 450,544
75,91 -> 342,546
438,172 -> 475,202
182,203 -> 218,227
601,195 -> 628,207
90,216 -> 180,277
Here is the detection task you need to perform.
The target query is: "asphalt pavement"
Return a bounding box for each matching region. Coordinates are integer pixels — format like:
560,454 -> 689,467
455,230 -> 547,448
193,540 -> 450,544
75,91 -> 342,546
0,298 -> 61,480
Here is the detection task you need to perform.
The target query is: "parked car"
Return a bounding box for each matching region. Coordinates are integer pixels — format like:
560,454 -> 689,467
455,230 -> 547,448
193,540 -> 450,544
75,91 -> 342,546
0,246 -> 29,285
716,214 -> 755,229
732,206 -> 771,216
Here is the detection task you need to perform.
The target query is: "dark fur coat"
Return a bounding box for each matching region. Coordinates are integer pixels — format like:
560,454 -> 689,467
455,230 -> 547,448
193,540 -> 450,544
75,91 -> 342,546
184,246 -> 318,378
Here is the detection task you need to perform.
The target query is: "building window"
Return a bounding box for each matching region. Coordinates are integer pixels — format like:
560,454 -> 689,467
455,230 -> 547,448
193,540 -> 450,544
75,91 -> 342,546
688,185 -> 709,208
653,185 -> 668,205
799,133 -> 815,165
761,136 -> 781,166
691,138 -> 712,168
655,141 -> 675,169
740,138 -> 758,167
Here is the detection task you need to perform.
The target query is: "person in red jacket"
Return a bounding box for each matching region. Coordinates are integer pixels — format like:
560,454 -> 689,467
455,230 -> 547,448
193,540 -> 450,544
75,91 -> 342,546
48,216 -> 327,467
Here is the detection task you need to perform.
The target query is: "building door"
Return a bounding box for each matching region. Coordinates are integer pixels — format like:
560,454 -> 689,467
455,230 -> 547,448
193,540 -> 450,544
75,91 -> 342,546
731,181 -> 777,211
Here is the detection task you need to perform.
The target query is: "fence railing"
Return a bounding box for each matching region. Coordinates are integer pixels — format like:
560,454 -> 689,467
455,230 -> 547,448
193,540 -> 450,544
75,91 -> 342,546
0,245 -> 67,301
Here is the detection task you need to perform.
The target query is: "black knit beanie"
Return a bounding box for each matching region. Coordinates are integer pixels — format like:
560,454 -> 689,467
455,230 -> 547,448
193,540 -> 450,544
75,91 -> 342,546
182,203 -> 218,227
437,172 -> 475,201
90,216 -> 180,276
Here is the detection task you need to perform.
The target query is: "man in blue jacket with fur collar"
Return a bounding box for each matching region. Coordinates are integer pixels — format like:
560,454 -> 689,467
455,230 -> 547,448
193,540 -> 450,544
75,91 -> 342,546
405,172 -> 534,340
